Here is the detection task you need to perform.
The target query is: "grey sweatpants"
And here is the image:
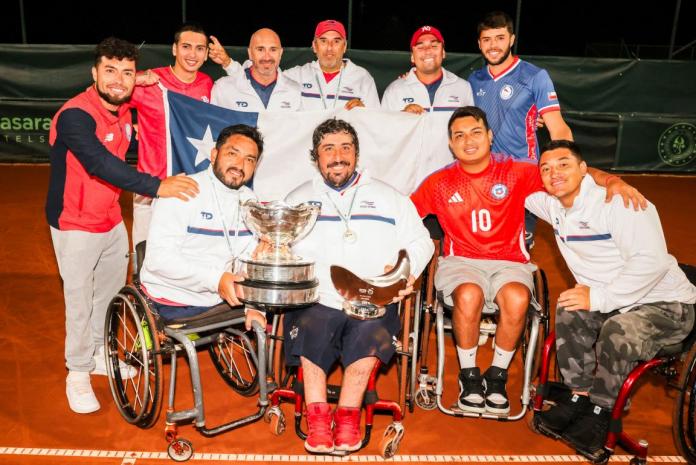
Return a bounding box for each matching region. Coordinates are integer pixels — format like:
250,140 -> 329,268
556,301 -> 694,408
50,223 -> 129,372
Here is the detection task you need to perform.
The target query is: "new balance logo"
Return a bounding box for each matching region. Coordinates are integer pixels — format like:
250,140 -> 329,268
448,192 -> 464,203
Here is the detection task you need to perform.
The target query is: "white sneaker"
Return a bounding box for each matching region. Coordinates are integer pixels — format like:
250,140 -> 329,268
92,345 -> 137,379
66,371 -> 100,414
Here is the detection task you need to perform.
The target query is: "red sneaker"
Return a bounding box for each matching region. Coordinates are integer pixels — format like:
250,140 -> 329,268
334,406 -> 362,452
304,402 -> 334,454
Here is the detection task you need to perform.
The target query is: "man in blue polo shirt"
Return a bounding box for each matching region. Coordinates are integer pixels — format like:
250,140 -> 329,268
468,11 -> 573,248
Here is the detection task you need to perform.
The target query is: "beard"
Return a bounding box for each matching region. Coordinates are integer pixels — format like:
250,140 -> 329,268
96,87 -> 131,107
213,160 -> 246,189
321,161 -> 355,188
484,44 -> 512,66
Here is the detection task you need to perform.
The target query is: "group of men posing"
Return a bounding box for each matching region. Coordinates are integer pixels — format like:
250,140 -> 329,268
46,10 -> 696,460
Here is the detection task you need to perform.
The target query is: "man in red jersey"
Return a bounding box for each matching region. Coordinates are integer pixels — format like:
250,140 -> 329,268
411,106 -> 643,416
129,22 -> 215,247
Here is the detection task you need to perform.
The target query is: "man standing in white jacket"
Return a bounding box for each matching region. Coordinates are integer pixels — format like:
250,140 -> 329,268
381,25 -> 473,114
284,20 -> 380,110
140,124 -> 266,329
283,118 -> 434,455
214,20 -> 379,111
211,28 -> 302,112
525,140 -> 696,460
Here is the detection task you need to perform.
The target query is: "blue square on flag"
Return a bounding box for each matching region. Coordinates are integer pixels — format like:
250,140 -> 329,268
164,89 -> 258,175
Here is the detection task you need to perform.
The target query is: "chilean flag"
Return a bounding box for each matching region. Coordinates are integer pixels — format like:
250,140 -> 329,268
162,87 -> 456,201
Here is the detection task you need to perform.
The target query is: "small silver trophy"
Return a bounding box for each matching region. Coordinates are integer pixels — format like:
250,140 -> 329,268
330,250 -> 411,319
235,200 -> 320,309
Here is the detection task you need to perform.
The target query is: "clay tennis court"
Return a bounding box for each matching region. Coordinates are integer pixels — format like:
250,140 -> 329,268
1,165 -> 694,464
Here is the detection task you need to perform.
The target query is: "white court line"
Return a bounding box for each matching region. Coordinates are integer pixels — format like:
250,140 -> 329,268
0,447 -> 688,463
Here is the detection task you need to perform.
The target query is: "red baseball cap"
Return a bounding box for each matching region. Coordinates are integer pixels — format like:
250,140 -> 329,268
410,25 -> 444,48
314,20 -> 346,39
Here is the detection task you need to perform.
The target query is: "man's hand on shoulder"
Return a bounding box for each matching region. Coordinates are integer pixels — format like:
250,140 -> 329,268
605,176 -> 648,211
135,69 -> 159,87
218,271 -> 245,307
157,173 -> 199,201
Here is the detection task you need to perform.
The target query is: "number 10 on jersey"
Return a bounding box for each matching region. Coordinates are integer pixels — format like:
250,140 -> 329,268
471,209 -> 491,233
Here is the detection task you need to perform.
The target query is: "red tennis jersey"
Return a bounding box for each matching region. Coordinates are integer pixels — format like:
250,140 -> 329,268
129,67 -> 213,179
411,153 -> 542,263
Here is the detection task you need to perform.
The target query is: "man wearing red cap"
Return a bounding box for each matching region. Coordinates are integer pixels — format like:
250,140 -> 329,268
284,20 -> 380,110
215,20 -> 378,110
381,25 -> 473,114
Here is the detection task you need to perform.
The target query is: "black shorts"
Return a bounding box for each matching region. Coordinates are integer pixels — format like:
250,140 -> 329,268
283,302 -> 401,374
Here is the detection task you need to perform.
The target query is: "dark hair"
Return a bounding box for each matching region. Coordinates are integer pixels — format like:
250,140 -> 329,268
174,22 -> 208,44
309,118 -> 359,162
94,37 -> 138,66
447,106 -> 490,138
541,139 -> 583,161
216,124 -> 264,156
477,11 -> 515,35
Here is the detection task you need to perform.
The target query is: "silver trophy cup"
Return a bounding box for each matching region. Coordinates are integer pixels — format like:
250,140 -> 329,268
235,200 -> 320,309
330,250 -> 411,319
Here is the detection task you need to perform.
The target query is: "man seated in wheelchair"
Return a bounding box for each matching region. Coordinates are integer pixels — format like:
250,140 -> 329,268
139,124 -> 266,329
524,140 -> 696,457
410,107 -> 645,416
281,118 -> 434,454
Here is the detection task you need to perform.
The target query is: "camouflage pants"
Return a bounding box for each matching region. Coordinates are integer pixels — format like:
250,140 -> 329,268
556,301 -> 694,409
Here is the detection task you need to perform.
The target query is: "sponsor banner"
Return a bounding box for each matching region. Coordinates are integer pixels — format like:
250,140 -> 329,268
0,99 -> 62,161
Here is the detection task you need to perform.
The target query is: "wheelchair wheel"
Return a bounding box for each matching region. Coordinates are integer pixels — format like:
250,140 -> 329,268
167,438 -> 194,462
208,330 -> 259,396
105,284 -> 163,428
521,269 -> 550,381
672,341 -> 696,463
396,289 -> 422,414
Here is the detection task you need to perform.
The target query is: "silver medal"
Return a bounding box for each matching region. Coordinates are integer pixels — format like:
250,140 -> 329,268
343,229 -> 357,243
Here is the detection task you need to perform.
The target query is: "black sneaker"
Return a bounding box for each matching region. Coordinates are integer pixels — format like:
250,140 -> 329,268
562,402 -> 611,459
538,391 -> 590,438
483,367 -> 510,415
457,367 -> 485,413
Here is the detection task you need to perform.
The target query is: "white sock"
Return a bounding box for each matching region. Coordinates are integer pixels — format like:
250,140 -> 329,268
457,345 -> 477,369
491,346 -> 515,370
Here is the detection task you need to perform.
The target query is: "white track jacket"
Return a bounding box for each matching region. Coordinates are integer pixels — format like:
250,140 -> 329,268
286,170 -> 434,310
525,176 -> 696,313
141,166 -> 257,306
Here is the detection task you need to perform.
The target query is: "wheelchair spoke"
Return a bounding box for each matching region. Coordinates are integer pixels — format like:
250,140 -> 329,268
209,332 -> 259,395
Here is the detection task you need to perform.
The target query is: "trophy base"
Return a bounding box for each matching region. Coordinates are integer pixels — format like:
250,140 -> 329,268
236,279 -> 319,311
342,301 -> 386,320
238,258 -> 315,283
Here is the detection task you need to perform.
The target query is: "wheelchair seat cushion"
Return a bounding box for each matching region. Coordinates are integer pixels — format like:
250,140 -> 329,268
159,302 -> 246,329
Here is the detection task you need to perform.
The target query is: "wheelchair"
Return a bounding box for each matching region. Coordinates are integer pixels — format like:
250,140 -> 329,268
261,273 -> 427,458
528,263 -> 696,465
103,242 -> 270,462
412,240 -> 551,421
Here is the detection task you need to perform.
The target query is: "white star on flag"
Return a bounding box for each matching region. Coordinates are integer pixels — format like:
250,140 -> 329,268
187,125 -> 215,168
